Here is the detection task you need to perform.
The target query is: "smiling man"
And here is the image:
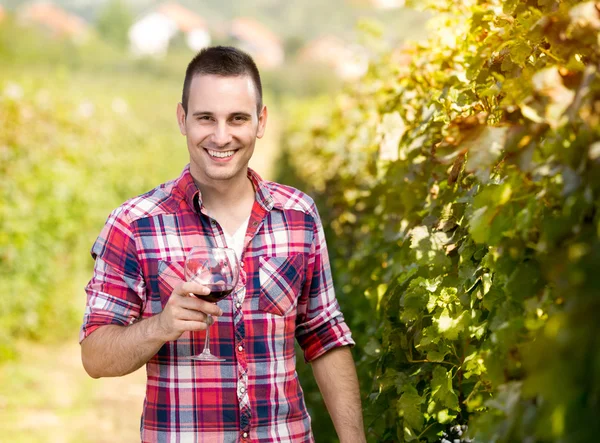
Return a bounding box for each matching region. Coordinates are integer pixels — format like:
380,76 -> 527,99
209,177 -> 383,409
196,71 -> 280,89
80,46 -> 365,442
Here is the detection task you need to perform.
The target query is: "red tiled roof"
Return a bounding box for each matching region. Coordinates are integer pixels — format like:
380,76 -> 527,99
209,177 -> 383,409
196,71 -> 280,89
298,35 -> 348,64
157,2 -> 206,33
20,1 -> 88,37
230,17 -> 283,68
230,17 -> 281,48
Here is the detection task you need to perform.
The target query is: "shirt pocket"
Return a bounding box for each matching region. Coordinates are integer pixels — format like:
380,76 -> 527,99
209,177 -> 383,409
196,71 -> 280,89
259,254 -> 305,316
157,260 -> 186,309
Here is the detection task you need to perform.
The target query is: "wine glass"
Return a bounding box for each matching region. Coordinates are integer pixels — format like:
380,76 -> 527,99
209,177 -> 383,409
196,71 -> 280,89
184,246 -> 239,361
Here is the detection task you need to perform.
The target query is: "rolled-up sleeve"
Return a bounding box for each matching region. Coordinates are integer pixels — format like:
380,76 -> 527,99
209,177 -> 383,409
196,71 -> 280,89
79,208 -> 145,342
295,207 -> 354,362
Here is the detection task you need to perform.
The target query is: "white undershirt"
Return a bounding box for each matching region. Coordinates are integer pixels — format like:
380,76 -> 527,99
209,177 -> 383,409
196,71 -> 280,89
224,216 -> 250,262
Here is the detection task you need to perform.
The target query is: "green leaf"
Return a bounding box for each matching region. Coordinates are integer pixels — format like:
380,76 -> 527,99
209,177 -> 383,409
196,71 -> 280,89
482,273 -> 493,295
400,285 -> 428,323
409,226 -> 452,267
463,126 -> 509,180
469,183 -> 514,244
427,350 -> 447,362
398,386 -> 425,432
378,111 -> 407,162
439,287 -> 458,304
364,337 -> 382,357
509,40 -> 532,65
434,308 -> 469,340
505,260 -> 543,301
431,366 -> 459,410
437,408 -> 458,424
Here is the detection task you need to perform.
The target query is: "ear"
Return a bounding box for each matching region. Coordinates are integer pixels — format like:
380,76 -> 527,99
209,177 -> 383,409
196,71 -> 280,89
256,105 -> 268,139
176,102 -> 187,135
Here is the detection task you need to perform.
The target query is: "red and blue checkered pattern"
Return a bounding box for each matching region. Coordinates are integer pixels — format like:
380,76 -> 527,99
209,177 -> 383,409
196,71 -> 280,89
80,165 -> 354,442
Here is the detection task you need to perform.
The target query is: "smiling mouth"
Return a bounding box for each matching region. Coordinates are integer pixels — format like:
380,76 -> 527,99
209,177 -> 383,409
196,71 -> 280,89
206,149 -> 236,159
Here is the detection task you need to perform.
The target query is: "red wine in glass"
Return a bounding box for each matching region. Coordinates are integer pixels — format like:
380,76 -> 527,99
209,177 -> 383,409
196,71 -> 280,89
200,288 -> 234,303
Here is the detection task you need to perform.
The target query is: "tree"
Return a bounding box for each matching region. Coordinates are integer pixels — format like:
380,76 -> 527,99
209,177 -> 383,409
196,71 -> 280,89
96,0 -> 133,50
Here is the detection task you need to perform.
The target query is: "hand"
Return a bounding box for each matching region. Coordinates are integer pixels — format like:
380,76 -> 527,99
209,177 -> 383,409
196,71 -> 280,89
156,281 -> 223,342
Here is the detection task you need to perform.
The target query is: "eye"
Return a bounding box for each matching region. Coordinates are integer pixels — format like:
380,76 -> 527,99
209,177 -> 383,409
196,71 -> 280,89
232,115 -> 249,123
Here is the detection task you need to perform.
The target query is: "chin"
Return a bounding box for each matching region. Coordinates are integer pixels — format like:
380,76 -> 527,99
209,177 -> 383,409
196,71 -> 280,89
205,169 -> 240,181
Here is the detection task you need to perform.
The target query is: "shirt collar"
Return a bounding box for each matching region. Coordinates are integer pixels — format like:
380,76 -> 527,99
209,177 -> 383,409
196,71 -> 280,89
175,164 -> 279,213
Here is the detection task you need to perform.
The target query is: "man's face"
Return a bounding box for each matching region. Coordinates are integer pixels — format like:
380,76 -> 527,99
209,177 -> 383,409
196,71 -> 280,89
177,74 -> 267,185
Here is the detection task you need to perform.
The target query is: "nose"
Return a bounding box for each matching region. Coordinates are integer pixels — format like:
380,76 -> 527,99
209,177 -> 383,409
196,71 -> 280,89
211,122 -> 232,148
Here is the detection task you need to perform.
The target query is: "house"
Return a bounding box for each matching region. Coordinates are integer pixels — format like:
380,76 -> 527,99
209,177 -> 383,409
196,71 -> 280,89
298,35 -> 368,81
370,0 -> 406,9
229,17 -> 284,69
129,2 -> 210,57
18,1 -> 89,41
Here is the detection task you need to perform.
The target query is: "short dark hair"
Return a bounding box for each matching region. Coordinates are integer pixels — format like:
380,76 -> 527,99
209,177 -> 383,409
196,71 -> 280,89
181,46 -> 263,116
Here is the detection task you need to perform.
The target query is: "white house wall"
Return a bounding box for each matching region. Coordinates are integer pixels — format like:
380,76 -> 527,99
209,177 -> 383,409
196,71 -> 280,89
186,28 -> 211,52
129,12 -> 178,57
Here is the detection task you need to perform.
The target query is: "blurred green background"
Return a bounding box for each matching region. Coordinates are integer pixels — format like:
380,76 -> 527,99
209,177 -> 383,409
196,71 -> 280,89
0,1 -> 428,441
5,1 -> 600,443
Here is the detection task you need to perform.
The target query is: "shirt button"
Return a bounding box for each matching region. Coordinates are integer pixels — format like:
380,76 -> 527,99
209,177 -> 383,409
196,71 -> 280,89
242,432 -> 248,438
236,302 -> 242,309
237,345 -> 243,352
240,261 -> 245,267
211,219 -> 217,225
240,386 -> 246,393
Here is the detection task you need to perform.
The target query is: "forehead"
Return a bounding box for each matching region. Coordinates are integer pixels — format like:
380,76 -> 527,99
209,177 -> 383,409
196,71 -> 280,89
187,74 -> 258,112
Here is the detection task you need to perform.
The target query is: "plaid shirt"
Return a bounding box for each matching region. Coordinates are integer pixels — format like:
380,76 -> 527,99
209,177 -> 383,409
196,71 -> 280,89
80,165 -> 354,442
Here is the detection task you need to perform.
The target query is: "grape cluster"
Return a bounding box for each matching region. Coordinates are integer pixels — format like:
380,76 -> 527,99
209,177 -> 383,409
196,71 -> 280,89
439,424 -> 472,443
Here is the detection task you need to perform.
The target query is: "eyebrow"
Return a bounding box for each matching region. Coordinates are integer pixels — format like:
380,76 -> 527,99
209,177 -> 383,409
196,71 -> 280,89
191,111 -> 252,118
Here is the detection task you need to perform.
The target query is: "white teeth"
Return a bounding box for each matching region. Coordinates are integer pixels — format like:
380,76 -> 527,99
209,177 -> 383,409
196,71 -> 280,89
208,150 -> 235,158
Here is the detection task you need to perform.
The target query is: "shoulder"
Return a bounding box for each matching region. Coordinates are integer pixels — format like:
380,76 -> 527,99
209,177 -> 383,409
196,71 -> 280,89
263,180 -> 320,219
106,177 -> 181,226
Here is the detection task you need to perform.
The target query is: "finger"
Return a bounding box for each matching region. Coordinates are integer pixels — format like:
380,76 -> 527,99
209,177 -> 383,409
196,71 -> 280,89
176,308 -> 208,323
176,282 -> 210,297
177,296 -> 224,317
179,320 -> 210,331
193,299 -> 223,317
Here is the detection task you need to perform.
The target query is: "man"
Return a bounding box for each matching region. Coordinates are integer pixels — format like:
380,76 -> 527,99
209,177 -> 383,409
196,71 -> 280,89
80,46 -> 365,442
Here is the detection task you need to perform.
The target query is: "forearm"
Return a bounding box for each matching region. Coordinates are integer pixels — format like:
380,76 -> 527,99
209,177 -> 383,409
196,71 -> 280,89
81,315 -> 166,378
311,346 -> 366,443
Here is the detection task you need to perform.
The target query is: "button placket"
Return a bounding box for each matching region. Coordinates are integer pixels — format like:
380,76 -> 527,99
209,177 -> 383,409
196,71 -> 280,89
234,303 -> 250,437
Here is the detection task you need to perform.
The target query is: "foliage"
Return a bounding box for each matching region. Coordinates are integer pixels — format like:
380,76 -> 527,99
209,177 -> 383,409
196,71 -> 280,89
278,0 -> 600,441
96,0 -> 134,50
0,47 -> 188,360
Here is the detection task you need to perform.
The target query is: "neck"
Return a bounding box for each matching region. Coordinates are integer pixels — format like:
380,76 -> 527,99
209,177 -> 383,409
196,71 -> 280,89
192,169 -> 255,213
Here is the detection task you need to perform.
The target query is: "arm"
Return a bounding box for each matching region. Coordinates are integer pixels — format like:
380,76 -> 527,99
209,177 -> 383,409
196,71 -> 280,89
81,207 -> 221,378
311,346 -> 366,443
295,204 -> 361,439
81,281 -> 222,378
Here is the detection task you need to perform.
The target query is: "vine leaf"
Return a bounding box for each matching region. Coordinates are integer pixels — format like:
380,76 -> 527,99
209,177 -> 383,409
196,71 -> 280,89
432,366 -> 460,410
398,386 -> 425,433
378,111 -> 407,162
463,126 -> 508,182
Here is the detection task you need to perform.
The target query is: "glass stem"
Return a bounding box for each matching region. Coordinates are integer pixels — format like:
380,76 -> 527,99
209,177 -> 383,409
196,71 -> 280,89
202,315 -> 212,355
